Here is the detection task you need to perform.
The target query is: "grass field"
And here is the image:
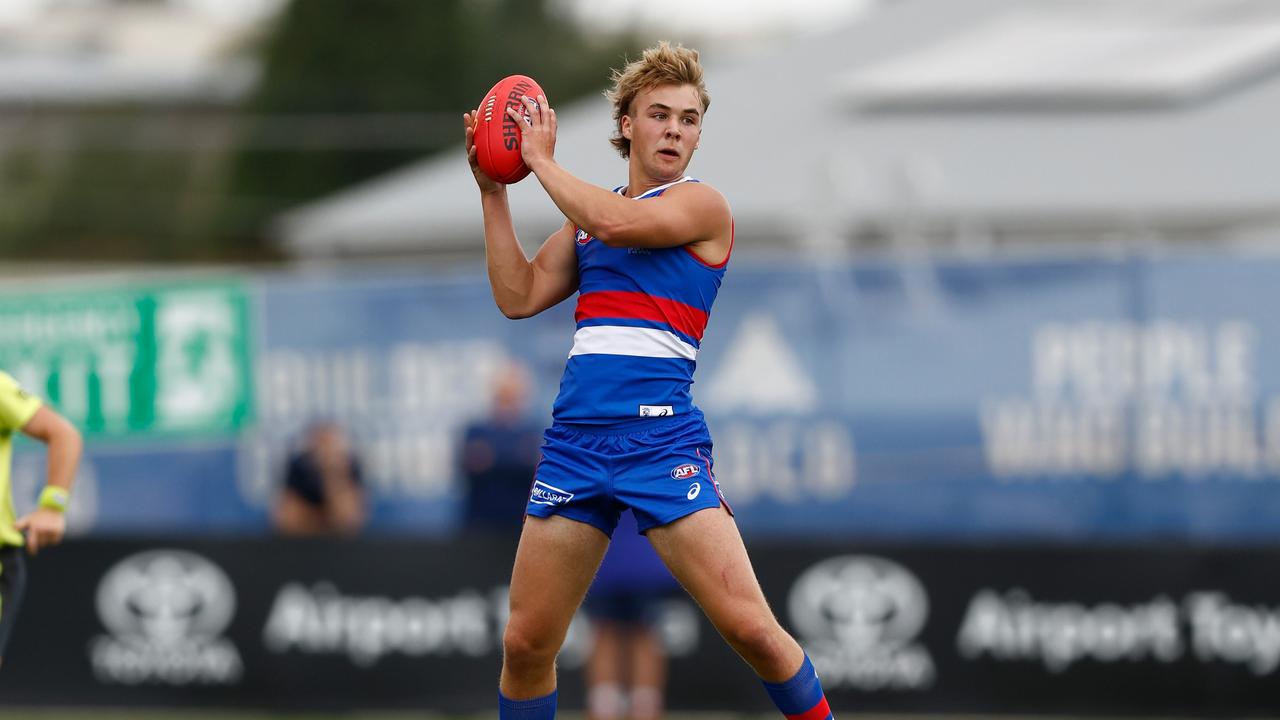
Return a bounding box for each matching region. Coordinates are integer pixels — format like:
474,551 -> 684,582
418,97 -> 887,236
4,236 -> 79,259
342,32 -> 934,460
0,713 -> 784,720
0,707 -> 1218,712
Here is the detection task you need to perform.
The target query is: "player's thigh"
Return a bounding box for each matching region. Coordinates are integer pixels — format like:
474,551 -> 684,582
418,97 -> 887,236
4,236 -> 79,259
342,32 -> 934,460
645,507 -> 773,629
507,514 -> 610,643
0,548 -> 28,659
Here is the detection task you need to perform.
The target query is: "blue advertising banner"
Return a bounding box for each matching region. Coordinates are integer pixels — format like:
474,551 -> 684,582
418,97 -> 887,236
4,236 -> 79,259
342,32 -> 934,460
14,253 -> 1280,541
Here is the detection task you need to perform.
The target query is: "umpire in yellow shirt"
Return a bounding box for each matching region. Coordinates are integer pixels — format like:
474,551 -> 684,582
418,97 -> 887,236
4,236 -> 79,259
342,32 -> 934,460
0,369 -> 82,667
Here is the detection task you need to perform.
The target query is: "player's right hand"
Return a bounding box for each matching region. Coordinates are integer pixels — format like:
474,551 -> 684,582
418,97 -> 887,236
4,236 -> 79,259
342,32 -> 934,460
509,94 -> 556,172
15,508 -> 66,555
463,109 -> 504,195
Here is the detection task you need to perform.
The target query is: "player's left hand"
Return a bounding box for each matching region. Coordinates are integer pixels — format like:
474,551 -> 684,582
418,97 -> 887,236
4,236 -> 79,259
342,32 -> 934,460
15,508 -> 66,555
508,94 -> 556,171
464,108 -> 504,194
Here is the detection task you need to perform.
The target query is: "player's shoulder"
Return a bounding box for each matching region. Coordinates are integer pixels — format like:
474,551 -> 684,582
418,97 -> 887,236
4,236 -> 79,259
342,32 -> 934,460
0,370 -> 31,401
0,369 -> 42,422
665,177 -> 724,198
663,179 -> 731,213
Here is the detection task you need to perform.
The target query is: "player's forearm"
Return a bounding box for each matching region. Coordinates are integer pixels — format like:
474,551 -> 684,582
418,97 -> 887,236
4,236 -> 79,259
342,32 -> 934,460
44,421 -> 82,491
480,190 -> 539,317
528,158 -> 635,244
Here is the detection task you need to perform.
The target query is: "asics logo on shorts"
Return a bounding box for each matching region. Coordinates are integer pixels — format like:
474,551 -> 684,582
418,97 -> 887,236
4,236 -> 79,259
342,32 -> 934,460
687,482 -> 701,500
530,480 -> 574,506
671,463 -> 700,480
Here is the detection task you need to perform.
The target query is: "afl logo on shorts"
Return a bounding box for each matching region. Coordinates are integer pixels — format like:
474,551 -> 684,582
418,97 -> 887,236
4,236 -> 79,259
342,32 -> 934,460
575,228 -> 592,245
671,463 -> 700,480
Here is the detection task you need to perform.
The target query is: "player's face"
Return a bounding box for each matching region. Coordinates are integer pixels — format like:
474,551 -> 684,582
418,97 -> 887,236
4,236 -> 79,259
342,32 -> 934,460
622,83 -> 703,179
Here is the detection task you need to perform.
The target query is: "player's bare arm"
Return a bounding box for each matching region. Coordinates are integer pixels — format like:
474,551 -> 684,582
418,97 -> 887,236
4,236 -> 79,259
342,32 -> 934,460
508,95 -> 732,263
15,406 -> 82,554
465,110 -> 580,319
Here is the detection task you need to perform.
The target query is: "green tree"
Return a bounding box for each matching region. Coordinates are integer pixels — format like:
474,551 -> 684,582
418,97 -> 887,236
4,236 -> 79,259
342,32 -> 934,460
217,0 -> 639,257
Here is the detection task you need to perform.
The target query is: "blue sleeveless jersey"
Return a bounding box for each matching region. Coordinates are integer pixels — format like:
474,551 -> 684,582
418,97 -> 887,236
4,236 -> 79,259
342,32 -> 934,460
551,176 -> 730,426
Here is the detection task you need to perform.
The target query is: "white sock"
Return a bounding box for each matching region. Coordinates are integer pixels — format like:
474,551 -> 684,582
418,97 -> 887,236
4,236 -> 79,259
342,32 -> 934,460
629,686 -> 664,720
587,683 -> 626,720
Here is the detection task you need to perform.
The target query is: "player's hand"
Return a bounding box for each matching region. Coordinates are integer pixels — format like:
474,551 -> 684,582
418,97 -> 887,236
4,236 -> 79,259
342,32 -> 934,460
508,94 -> 556,172
15,508 -> 66,555
463,108 -> 504,195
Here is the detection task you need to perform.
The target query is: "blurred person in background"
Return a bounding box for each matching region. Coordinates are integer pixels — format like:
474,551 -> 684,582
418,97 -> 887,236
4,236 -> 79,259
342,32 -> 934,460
583,509 -> 680,720
466,42 -> 834,719
460,361 -> 542,538
272,420 -> 366,536
0,369 -> 83,668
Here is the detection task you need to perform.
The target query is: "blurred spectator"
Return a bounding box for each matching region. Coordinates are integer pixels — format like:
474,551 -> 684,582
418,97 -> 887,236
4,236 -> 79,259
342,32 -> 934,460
460,362 -> 542,537
272,421 -> 366,536
584,510 -> 680,720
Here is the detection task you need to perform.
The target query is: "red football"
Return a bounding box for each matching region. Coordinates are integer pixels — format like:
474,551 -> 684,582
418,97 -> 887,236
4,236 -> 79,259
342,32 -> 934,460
474,74 -> 546,184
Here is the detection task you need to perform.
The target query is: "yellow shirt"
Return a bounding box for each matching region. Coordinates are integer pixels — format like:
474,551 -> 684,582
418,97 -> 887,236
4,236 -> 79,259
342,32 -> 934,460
0,371 -> 42,547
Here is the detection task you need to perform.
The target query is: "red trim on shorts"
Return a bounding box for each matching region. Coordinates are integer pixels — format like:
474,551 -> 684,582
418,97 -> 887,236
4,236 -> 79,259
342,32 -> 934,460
696,447 -> 733,517
787,697 -> 832,720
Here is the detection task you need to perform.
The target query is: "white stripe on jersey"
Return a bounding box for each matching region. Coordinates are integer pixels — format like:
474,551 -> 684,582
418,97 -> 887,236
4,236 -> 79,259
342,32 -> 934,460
568,326 -> 698,361
615,176 -> 694,200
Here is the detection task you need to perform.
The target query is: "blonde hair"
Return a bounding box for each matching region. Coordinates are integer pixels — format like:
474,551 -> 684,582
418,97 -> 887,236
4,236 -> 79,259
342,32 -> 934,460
605,42 -> 710,159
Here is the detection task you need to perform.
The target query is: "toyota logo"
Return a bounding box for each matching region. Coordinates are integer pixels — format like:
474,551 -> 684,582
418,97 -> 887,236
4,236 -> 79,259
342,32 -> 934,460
97,550 -> 236,646
788,555 -> 928,651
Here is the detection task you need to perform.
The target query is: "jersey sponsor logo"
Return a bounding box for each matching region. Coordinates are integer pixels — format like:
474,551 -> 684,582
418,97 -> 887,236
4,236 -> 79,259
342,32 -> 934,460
686,482 -> 702,500
640,404 -> 675,417
575,228 -> 592,245
671,463 -> 700,480
529,480 -> 574,506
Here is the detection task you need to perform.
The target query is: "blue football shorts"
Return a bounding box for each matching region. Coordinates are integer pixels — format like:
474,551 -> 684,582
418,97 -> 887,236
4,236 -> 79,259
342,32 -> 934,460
584,587 -> 676,625
527,409 -> 732,536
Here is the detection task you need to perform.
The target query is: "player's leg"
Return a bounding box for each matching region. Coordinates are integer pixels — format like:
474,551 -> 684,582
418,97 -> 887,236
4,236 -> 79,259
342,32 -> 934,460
0,546 -> 29,669
647,508 -> 833,718
646,508 -> 800,677
585,621 -> 626,720
501,514 -> 609,708
625,623 -> 667,720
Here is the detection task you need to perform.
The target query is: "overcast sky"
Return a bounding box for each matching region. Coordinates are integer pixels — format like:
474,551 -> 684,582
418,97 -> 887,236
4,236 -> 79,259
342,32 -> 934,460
0,0 -> 877,36
0,0 -> 287,25
558,0 -> 879,44
0,0 -> 879,51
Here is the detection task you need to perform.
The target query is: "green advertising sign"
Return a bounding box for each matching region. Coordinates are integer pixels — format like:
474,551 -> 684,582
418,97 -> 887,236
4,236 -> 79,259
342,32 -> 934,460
0,280 -> 254,437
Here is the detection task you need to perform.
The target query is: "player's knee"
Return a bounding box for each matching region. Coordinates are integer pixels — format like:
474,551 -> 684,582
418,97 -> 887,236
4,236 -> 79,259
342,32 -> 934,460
721,615 -> 786,662
502,621 -> 560,668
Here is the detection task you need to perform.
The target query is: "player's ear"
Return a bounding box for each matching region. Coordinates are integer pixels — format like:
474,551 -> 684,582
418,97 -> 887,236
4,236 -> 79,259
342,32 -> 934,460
620,115 -> 633,140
